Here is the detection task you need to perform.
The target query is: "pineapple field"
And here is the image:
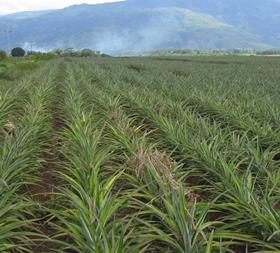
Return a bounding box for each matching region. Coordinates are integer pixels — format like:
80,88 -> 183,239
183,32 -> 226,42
0,56 -> 280,253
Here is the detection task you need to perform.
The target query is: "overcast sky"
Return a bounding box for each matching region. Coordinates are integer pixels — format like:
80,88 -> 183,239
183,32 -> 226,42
0,0 -> 122,15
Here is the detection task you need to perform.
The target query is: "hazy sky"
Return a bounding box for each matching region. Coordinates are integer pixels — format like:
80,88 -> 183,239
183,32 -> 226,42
0,0 -> 122,15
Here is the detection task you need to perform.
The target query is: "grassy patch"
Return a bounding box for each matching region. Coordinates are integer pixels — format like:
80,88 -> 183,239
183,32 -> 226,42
0,57 -> 42,84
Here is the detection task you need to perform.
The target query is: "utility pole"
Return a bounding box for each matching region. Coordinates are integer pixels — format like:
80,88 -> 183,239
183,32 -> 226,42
30,42 -> 33,53
4,30 -> 12,55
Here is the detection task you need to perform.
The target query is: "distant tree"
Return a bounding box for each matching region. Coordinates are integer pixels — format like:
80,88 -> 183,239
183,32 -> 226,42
80,48 -> 94,57
100,53 -> 111,57
233,49 -> 241,54
51,48 -> 64,56
0,50 -> 7,61
11,47 -> 25,57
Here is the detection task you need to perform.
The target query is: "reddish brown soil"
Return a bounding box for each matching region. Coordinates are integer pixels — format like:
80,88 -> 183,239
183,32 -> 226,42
27,121 -> 64,252
27,149 -> 63,204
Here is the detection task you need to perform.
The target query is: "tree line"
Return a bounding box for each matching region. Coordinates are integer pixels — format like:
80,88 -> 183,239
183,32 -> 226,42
0,47 -> 110,61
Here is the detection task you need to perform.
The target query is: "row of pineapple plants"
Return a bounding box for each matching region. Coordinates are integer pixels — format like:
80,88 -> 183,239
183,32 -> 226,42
1,56 -> 279,252
115,87 -> 280,251
61,64 -> 219,252
0,62 -> 61,252
84,58 -> 280,138
83,57 -> 280,126
52,64 -> 143,252
72,59 -> 280,252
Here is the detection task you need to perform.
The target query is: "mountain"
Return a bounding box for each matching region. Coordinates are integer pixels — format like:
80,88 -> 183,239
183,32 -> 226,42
0,0 -> 279,53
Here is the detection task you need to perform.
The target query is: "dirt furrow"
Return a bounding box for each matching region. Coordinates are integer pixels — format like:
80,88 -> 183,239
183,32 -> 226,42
27,62 -> 66,252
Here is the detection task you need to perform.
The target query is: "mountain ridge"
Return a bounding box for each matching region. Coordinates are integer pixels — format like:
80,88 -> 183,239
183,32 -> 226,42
0,0 -> 278,53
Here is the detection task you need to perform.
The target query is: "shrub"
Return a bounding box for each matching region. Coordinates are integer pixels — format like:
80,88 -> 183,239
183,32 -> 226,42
80,48 -> 94,57
100,53 -> 111,57
27,51 -> 56,61
52,48 -> 64,56
11,47 -> 26,57
0,50 -> 7,61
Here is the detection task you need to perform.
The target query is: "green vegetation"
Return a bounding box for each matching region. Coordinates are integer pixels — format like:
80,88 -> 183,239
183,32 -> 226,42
141,49 -> 280,57
26,51 -> 57,61
55,48 -> 110,57
0,55 -> 52,85
11,47 -> 26,57
143,49 -> 257,56
0,55 -> 279,252
0,50 -> 7,61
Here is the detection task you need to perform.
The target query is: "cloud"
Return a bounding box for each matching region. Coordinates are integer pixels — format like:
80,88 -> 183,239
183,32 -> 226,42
0,0 -> 122,15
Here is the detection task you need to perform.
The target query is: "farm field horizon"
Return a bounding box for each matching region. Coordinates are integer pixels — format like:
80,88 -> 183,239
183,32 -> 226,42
0,55 -> 280,252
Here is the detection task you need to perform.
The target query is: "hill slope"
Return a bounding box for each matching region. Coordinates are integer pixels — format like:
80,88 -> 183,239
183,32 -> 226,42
0,0 -> 279,53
